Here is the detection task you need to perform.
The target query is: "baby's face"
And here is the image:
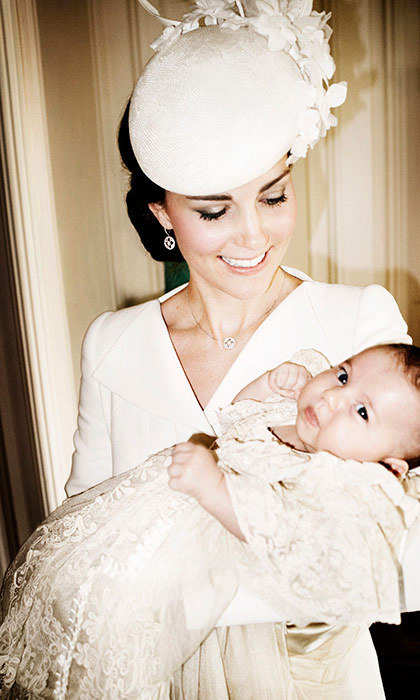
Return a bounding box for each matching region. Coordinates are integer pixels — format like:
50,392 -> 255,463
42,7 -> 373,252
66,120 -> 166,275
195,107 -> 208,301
296,347 -> 420,463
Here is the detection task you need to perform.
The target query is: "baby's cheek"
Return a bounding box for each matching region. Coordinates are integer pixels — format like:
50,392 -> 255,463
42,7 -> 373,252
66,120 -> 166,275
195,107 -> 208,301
321,424 -> 355,460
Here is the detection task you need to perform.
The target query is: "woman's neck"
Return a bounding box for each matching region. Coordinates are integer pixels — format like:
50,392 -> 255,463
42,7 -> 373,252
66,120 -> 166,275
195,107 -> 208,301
185,268 -> 291,344
160,268 -> 302,408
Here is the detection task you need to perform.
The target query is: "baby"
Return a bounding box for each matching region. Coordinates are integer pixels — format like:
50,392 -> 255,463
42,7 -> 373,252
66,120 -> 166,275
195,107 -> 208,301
169,342 -> 420,543
2,343 -> 420,699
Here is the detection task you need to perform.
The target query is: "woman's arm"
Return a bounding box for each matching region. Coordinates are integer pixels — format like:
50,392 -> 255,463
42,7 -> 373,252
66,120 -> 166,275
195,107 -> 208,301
65,313 -> 113,497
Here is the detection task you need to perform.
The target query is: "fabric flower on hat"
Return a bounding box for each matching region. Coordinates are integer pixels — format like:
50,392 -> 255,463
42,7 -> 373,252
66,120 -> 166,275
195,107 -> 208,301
250,13 -> 296,51
137,0 -> 348,176
151,1 -> 241,50
151,24 -> 184,51
326,82 -> 347,108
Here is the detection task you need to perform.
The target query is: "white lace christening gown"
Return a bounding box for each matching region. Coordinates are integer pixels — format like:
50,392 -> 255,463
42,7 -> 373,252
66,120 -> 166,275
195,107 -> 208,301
1,393 -> 420,699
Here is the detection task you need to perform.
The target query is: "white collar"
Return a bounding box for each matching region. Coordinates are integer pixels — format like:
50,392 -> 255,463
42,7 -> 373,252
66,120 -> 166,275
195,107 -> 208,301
93,268 -> 315,431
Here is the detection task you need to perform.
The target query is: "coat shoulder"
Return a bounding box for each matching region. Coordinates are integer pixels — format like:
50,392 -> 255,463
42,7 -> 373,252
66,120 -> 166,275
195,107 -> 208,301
305,280 -> 398,316
304,280 -> 409,355
82,300 -> 160,366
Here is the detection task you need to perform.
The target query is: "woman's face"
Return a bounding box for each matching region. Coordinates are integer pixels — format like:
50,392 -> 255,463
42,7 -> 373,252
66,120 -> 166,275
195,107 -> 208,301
150,156 -> 297,300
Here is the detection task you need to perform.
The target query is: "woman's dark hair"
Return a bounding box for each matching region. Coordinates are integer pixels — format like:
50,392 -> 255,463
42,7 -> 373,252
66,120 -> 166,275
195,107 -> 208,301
118,100 -> 185,262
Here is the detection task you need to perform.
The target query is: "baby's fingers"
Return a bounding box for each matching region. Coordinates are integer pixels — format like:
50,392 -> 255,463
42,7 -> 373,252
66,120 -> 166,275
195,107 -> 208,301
168,474 -> 183,491
268,363 -> 298,392
267,364 -> 290,392
293,366 -> 311,389
169,442 -> 204,476
172,441 -> 195,455
171,442 -> 194,463
268,362 -> 311,397
284,364 -> 309,389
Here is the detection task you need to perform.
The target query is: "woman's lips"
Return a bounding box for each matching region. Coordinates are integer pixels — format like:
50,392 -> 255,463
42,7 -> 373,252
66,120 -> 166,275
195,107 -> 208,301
218,249 -> 269,273
304,405 -> 319,427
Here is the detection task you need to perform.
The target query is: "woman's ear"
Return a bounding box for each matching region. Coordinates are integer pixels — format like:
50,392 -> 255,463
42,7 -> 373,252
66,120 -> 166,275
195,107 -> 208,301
383,457 -> 409,478
148,202 -> 172,230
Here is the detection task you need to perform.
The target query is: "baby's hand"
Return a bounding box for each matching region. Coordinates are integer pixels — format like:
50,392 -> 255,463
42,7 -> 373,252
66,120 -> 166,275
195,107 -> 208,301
267,362 -> 311,399
168,442 -> 223,503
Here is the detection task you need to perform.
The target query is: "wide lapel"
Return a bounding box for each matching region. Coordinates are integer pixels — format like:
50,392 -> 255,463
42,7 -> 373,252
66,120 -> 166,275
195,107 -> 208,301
93,300 -> 213,434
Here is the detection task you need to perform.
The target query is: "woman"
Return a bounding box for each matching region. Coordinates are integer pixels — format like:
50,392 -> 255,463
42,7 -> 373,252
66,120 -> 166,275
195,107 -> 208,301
65,2 -> 412,698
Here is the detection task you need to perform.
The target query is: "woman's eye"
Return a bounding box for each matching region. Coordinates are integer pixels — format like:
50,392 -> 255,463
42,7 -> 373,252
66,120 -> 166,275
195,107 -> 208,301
263,194 -> 287,207
356,403 -> 368,421
198,207 -> 228,221
336,368 -> 348,384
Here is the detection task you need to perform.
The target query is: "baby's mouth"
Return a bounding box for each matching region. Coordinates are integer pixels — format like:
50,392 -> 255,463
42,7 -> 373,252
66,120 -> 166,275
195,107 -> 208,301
304,405 -> 319,427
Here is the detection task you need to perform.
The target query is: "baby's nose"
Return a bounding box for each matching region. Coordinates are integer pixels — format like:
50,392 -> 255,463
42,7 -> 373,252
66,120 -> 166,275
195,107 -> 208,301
324,386 -> 344,410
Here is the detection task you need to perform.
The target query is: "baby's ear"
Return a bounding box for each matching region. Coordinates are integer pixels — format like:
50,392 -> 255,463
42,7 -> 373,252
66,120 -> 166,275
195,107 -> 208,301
383,457 -> 409,478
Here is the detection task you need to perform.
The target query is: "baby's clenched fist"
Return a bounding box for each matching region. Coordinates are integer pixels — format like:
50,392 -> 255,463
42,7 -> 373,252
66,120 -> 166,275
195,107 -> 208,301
168,442 -> 222,503
267,361 -> 311,399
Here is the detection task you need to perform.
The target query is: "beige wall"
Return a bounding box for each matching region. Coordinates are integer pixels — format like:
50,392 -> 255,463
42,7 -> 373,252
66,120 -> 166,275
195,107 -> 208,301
36,0 -> 122,384
286,0 -> 420,328
36,0 -> 171,386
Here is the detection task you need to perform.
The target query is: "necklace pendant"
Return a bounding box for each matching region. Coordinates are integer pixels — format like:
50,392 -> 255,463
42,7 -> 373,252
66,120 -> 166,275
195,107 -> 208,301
223,336 -> 236,350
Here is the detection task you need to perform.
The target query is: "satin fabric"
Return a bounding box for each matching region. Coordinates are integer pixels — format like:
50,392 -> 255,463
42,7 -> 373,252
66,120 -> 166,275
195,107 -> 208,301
171,624 -> 363,700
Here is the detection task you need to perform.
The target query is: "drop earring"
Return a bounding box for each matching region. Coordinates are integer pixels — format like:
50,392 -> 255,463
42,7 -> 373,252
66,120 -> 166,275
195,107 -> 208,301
163,228 -> 176,250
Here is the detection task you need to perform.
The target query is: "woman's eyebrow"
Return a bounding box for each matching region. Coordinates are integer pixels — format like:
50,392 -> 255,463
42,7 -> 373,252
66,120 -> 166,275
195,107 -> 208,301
186,193 -> 232,201
186,167 -> 291,202
259,168 -> 291,194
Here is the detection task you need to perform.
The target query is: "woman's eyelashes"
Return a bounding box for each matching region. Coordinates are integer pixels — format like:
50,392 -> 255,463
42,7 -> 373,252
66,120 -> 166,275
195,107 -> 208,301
198,207 -> 228,221
196,192 -> 288,221
263,194 -> 288,207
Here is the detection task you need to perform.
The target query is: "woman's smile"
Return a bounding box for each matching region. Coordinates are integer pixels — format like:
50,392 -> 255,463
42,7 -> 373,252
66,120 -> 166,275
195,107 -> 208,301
219,249 -> 270,273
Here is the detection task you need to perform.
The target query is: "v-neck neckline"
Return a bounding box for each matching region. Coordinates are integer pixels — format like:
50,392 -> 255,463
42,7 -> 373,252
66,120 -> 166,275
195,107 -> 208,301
157,278 -> 310,413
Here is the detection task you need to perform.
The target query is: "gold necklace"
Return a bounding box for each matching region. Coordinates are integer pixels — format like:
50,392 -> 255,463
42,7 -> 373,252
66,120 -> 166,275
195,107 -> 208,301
186,275 -> 286,350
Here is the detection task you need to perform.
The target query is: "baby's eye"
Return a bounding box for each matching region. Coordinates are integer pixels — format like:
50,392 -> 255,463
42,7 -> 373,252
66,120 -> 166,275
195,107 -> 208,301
336,367 -> 348,384
198,207 -> 228,221
356,403 -> 368,421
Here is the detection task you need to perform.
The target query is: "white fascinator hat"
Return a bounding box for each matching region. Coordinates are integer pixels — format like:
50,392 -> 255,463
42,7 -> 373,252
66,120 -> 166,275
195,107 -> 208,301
129,0 -> 347,196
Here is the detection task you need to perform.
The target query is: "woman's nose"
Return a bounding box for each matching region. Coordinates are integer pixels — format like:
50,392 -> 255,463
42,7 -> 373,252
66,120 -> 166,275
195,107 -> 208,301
236,207 -> 268,250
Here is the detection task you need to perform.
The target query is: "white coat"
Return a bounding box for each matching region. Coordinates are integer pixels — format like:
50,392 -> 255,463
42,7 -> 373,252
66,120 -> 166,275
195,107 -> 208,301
66,269 -> 414,700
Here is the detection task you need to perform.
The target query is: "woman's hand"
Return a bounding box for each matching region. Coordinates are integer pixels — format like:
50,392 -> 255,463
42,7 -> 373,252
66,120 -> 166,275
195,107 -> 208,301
168,442 -> 222,503
267,362 -> 311,399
